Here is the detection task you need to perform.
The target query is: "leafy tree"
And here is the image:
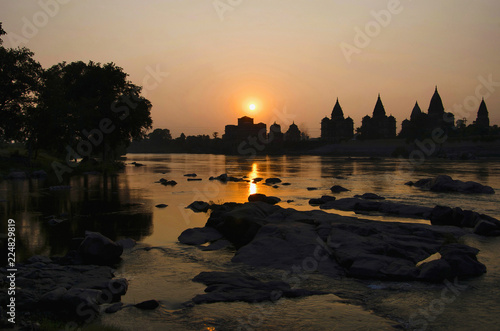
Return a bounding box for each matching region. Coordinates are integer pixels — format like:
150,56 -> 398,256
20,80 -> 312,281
0,23 -> 42,143
148,128 -> 172,143
34,61 -> 152,161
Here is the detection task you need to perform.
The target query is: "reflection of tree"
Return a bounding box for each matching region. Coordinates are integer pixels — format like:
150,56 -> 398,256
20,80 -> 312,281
0,173 -> 153,261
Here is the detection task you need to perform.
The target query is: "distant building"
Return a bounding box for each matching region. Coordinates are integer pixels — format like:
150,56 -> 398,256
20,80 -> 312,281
399,87 -> 455,139
471,98 -> 490,135
359,95 -> 396,139
284,122 -> 301,142
321,99 -> 354,141
474,98 -> 490,128
269,122 -> 284,145
223,116 -> 267,141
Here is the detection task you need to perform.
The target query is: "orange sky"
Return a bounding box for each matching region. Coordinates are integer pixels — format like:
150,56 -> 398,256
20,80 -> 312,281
2,1 -> 500,137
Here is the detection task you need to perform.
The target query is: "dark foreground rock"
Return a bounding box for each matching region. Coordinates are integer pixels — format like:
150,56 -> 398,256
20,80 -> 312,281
0,255 -> 128,323
180,202 -> 486,282
78,231 -> 123,265
321,197 -> 433,219
429,205 -> 500,236
189,271 -> 326,304
409,175 -> 495,194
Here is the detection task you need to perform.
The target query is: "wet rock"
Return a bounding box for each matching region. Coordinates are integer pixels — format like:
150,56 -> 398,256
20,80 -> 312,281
252,177 -> 263,183
131,162 -> 144,167
439,244 -> 486,278
182,202 -> 482,283
159,178 -> 177,186
209,174 -> 244,182
178,227 -> 224,245
309,196 -> 336,206
187,201 -> 210,212
184,173 -> 197,177
206,202 -> 278,248
354,193 -> 385,200
78,231 -> 123,266
412,175 -> 495,194
201,239 -> 231,251
265,177 -> 282,184
307,187 -> 318,191
330,185 -> 349,193
418,259 -> 453,283
116,238 -> 136,250
474,220 -> 500,236
190,271 -> 326,304
187,178 -> 202,181
135,299 -> 160,310
105,302 -> 124,314
321,198 -> 432,218
282,182 -> 291,186
155,204 -> 168,208
429,206 -> 500,235
248,193 -> 281,205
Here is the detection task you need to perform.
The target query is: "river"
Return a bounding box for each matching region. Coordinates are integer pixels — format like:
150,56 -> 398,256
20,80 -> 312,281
1,154 -> 499,330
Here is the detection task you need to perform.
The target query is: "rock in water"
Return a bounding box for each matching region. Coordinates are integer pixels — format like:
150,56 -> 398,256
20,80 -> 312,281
265,177 -> 282,184
135,299 -> 160,310
178,227 -> 224,245
78,231 -> 123,265
330,185 -> 349,193
187,201 -> 210,212
412,175 -> 495,194
248,193 -> 281,205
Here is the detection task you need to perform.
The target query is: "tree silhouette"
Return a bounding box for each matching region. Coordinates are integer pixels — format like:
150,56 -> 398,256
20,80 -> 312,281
0,23 -> 42,143
33,61 -> 152,161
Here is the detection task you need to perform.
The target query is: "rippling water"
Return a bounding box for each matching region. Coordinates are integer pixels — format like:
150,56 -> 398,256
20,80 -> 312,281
1,154 -> 499,330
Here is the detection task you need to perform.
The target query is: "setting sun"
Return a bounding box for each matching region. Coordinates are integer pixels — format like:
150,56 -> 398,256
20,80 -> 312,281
249,104 -> 256,111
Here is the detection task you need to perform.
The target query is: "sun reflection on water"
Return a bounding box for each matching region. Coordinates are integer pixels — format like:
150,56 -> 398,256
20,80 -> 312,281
249,163 -> 258,196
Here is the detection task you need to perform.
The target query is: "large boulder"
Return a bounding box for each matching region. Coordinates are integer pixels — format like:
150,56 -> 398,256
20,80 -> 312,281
178,227 -> 224,245
78,231 -> 123,265
439,244 -> 486,278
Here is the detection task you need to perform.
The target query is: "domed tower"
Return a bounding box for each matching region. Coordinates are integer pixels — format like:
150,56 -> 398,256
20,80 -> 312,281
428,86 -> 445,118
331,98 -> 345,121
372,94 -> 387,118
410,101 -> 422,121
475,98 -> 490,128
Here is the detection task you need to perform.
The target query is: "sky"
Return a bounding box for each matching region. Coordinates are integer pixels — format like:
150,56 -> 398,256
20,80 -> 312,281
1,0 -> 500,138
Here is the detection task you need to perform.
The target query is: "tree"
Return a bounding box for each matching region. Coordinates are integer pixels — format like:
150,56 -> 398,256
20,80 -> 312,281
0,23 -> 42,143
34,61 -> 152,161
148,128 -> 172,143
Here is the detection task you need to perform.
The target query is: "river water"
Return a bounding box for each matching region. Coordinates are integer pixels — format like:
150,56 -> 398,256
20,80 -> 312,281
1,154 -> 499,330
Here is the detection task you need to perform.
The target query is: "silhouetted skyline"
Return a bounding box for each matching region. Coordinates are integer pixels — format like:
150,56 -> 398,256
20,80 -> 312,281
1,1 -> 499,137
